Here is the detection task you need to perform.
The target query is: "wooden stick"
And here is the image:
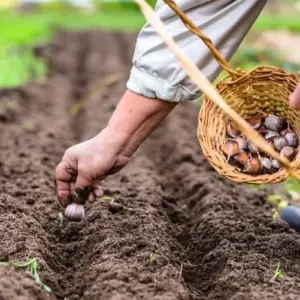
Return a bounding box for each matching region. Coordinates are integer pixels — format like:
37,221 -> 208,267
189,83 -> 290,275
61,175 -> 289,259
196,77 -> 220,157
134,0 -> 300,181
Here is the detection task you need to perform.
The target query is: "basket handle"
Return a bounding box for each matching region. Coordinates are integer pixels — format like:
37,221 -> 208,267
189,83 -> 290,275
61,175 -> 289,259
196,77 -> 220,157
164,0 -> 239,79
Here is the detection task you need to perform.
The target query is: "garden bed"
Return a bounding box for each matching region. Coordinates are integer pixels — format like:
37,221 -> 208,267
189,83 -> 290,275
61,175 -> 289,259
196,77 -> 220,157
1,30 -> 300,300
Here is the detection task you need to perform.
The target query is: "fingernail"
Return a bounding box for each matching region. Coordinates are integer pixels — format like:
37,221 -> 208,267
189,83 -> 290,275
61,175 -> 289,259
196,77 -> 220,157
88,193 -> 96,203
58,193 -> 70,208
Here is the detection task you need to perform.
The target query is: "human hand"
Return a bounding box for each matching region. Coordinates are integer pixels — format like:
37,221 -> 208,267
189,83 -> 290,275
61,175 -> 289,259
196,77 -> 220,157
289,78 -> 300,109
55,128 -> 131,207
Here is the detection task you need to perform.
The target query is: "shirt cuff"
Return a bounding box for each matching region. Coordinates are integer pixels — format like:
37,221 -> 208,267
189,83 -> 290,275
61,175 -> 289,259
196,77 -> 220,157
126,65 -> 201,103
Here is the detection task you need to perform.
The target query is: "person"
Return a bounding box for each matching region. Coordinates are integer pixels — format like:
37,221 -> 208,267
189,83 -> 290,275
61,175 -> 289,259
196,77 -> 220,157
55,0 -> 300,207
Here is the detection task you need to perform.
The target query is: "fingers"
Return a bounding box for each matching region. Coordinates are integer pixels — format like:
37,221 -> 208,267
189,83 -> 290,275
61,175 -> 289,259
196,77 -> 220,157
55,160 -> 77,208
75,167 -> 93,190
57,158 -> 106,206
89,181 -> 104,203
88,193 -> 96,203
289,80 -> 300,109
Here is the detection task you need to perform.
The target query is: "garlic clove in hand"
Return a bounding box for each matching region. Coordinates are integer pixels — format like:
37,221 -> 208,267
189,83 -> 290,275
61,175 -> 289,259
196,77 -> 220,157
65,203 -> 85,222
71,188 -> 90,205
265,114 -> 287,131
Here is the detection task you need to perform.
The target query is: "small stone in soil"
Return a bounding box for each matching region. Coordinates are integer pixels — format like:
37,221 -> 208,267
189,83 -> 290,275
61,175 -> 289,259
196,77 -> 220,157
26,198 -> 35,205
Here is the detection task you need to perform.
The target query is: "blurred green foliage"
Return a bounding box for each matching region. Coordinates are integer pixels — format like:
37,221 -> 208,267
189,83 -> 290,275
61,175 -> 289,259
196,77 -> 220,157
0,6 -> 147,88
254,16 -> 300,32
0,47 -> 46,87
0,1 -> 299,88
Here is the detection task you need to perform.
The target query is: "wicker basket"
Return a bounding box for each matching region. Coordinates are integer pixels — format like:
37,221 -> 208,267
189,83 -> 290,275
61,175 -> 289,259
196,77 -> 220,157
165,0 -> 300,184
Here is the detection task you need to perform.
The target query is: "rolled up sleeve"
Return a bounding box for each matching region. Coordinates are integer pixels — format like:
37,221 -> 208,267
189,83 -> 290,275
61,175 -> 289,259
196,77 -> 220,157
127,0 -> 268,102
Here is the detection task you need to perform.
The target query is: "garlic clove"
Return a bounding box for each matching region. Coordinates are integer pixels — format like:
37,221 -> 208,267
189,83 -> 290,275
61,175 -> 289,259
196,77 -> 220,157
233,151 -> 248,166
270,159 -> 281,174
266,139 -> 276,152
274,136 -> 288,151
260,157 -> 272,171
248,141 -> 259,154
246,157 -> 261,175
265,114 -> 287,131
233,137 -> 248,151
246,116 -> 261,129
280,146 -> 297,161
285,132 -> 299,148
258,126 -> 268,135
65,203 -> 85,222
265,130 -> 280,140
226,122 -> 241,138
271,159 -> 281,169
222,140 -> 239,157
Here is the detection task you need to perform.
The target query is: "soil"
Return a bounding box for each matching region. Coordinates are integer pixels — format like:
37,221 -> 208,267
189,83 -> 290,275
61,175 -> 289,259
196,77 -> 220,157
1,30 -> 300,300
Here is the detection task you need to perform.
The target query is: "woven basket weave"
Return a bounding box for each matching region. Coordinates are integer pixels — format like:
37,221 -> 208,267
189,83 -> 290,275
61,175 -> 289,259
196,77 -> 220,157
165,0 -> 300,183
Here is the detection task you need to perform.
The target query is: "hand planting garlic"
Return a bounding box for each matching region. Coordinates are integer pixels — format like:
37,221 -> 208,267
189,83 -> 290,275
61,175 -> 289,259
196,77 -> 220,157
64,188 -> 90,222
223,113 -> 298,176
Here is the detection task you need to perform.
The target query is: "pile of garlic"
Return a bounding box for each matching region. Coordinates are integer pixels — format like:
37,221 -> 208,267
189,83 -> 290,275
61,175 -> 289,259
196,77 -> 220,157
223,114 -> 298,175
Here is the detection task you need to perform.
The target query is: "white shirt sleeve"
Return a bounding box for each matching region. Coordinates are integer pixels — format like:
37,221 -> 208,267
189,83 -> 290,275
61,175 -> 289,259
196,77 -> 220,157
127,0 -> 268,102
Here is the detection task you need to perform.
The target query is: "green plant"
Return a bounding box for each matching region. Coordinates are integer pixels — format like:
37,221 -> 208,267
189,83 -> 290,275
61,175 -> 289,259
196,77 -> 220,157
58,211 -> 64,228
247,183 -> 266,190
23,121 -> 36,132
0,258 -> 51,292
149,253 -> 156,264
99,195 -> 114,201
272,262 -> 284,280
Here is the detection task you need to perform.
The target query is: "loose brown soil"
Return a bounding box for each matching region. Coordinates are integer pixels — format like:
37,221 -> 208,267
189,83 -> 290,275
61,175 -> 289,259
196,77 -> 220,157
1,30 -> 300,300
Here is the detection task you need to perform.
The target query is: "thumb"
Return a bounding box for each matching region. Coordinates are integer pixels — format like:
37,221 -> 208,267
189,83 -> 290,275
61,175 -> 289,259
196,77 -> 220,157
289,80 -> 300,109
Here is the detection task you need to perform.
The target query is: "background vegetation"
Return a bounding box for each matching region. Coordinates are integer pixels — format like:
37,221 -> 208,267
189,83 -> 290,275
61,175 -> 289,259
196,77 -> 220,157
1,0 -> 300,87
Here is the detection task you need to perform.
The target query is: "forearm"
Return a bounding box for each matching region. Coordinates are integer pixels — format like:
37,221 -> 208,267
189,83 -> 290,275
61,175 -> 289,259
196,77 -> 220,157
104,89 -> 177,157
